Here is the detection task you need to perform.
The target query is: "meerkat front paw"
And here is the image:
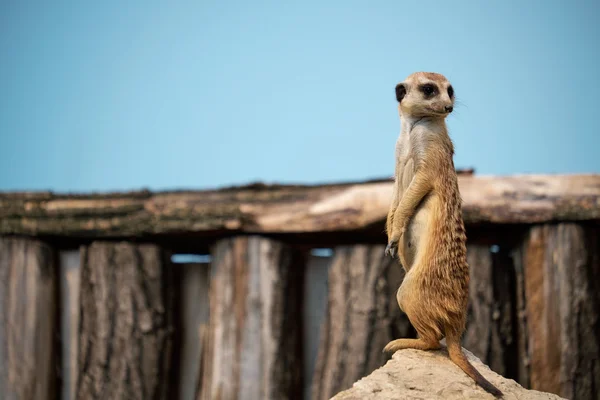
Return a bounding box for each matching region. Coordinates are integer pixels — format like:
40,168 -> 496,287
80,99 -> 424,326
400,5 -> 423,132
385,240 -> 398,258
385,226 -> 406,258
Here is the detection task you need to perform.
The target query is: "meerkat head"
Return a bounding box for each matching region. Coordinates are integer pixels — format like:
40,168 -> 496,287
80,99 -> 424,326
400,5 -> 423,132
395,72 -> 455,119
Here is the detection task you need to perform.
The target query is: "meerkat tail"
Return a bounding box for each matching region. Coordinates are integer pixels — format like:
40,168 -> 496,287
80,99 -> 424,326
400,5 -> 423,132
445,334 -> 503,397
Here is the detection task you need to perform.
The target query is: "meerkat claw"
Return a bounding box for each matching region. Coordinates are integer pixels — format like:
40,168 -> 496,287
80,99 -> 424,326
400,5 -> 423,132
385,241 -> 397,258
383,340 -> 399,354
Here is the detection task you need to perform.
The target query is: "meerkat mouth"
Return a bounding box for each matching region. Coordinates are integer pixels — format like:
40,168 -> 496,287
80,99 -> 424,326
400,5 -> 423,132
423,108 -> 451,116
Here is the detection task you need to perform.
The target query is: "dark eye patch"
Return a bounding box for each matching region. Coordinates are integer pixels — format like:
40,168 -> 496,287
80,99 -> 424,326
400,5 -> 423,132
419,83 -> 437,97
447,85 -> 454,98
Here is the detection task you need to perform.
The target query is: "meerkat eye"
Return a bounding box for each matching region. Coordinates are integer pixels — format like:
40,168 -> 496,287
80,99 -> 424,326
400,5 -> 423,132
420,84 -> 436,97
447,85 -> 454,98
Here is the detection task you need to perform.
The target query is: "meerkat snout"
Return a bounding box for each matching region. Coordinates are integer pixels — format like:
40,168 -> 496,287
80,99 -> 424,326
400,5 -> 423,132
445,105 -> 453,113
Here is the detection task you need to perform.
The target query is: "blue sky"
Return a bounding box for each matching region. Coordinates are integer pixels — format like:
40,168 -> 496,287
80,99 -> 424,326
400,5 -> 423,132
1,0 -> 598,192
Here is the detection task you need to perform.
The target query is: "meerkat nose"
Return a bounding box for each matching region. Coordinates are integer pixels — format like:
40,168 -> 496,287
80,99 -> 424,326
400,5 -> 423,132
445,106 -> 453,113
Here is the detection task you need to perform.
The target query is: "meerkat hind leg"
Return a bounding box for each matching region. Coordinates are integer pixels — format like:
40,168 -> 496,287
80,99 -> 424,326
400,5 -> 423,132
383,337 -> 441,354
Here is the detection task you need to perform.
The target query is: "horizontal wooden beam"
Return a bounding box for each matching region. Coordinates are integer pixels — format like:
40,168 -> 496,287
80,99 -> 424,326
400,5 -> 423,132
1,174 -> 599,238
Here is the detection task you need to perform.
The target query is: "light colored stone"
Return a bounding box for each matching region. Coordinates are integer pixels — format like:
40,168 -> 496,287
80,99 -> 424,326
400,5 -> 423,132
330,348 -> 566,400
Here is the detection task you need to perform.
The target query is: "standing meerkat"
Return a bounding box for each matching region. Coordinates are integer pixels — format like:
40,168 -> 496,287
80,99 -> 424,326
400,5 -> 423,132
383,72 -> 503,397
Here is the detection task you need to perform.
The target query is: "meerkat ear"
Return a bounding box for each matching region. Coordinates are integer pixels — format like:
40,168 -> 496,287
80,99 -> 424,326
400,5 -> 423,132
395,83 -> 407,103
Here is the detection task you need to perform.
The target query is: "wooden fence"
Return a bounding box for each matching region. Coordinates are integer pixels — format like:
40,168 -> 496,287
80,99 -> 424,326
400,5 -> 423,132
0,173 -> 599,400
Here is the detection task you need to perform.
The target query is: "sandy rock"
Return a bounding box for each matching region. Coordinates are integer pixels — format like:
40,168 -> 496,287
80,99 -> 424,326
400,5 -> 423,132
330,348 -> 566,400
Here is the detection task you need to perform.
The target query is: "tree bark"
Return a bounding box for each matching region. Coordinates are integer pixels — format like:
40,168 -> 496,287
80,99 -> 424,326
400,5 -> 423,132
463,243 -> 517,379
1,174 -> 599,238
76,242 -> 174,400
310,245 -> 414,400
0,237 -> 57,400
521,224 -> 600,399
199,236 -> 305,400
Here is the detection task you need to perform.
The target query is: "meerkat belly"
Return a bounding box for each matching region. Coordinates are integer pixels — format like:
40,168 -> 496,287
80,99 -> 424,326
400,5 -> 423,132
396,195 -> 437,313
400,194 -> 433,269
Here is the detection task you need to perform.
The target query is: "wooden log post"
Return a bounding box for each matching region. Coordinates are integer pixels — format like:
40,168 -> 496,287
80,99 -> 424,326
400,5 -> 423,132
463,243 -> 517,379
199,236 -> 306,400
59,250 -> 82,400
521,224 -> 600,399
310,245 -> 414,400
175,262 -> 210,400
76,242 -> 174,400
0,237 -> 58,400
513,243 -> 531,388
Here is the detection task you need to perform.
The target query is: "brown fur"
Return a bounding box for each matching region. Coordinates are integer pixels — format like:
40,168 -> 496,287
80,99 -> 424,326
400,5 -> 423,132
383,72 -> 503,397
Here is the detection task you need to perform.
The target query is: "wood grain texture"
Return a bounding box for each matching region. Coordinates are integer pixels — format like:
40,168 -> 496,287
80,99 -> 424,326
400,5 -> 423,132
0,237 -> 57,400
302,255 -> 332,400
522,224 -> 600,400
59,250 -> 81,400
310,245 -> 414,400
463,244 -> 517,379
174,262 -> 209,400
1,174 -> 599,237
512,243 -> 532,388
76,242 -> 174,400
199,236 -> 305,400
194,323 -> 209,400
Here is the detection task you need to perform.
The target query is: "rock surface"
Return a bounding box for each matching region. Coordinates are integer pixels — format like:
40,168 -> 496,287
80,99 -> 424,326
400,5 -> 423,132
330,347 -> 566,400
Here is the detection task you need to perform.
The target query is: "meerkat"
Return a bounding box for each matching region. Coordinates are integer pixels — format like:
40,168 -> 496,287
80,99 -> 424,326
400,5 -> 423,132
383,72 -> 503,397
